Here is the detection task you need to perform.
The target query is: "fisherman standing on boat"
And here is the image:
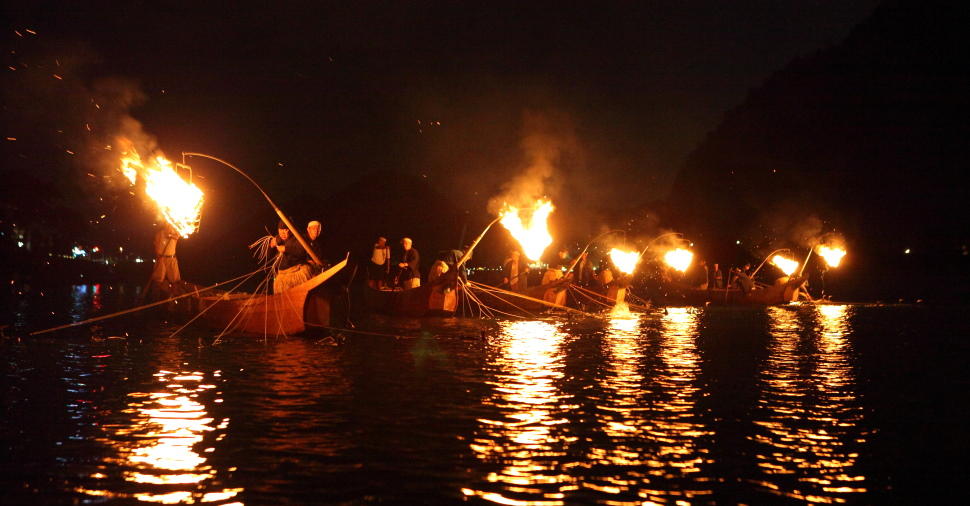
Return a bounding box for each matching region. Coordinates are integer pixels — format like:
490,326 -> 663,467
272,220 -> 311,293
396,237 -> 421,289
369,236 -> 391,289
306,220 -> 327,273
502,249 -> 529,291
144,223 -> 182,301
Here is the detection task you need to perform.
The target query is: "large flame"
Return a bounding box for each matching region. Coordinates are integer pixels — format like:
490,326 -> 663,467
816,245 -> 847,268
770,254 -> 799,276
120,143 -> 204,238
609,248 -> 639,275
499,199 -> 554,261
663,248 -> 694,273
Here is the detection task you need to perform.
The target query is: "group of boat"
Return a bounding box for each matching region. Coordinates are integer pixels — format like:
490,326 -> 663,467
184,256 -> 809,337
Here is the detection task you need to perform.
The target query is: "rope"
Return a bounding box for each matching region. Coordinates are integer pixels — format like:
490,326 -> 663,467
468,281 -> 599,318
28,268 -> 265,336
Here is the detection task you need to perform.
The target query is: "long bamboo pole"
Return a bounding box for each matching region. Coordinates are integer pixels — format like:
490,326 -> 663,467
182,153 -> 324,267
456,216 -> 501,268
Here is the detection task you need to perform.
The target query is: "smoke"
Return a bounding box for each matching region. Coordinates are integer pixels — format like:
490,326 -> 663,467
487,109 -> 581,214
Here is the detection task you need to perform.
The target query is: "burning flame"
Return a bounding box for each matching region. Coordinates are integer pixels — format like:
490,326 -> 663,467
663,248 -> 694,273
816,245 -> 847,268
770,255 -> 799,276
120,143 -> 204,238
609,248 -> 640,275
499,199 -> 554,261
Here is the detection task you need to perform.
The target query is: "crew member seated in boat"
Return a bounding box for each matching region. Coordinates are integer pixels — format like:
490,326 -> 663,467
305,220 -> 327,272
502,249 -> 529,291
732,265 -> 755,294
369,236 -> 391,289
271,220 -> 311,293
396,237 -> 421,289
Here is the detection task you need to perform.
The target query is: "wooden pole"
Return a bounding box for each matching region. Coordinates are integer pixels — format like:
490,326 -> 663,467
457,216 -> 501,268
182,153 -> 324,267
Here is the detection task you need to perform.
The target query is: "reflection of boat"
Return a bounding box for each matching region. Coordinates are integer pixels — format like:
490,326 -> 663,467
658,276 -> 807,306
198,258 -> 347,336
364,270 -> 459,317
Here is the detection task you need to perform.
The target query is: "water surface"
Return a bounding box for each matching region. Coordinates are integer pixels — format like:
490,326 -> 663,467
2,300 -> 967,504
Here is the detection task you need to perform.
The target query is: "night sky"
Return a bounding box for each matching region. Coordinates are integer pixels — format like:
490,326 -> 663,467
3,1 -> 880,210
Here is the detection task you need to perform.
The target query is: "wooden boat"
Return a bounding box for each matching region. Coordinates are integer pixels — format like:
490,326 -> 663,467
658,275 -> 807,306
364,270 -> 459,317
198,258 -> 347,336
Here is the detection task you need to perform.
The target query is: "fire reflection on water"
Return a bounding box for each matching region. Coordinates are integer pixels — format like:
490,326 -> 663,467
641,307 -> 713,503
78,369 -> 242,504
751,305 -> 867,503
462,320 -> 575,505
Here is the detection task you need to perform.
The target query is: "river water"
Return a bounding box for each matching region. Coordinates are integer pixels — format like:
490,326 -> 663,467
2,294 -> 967,504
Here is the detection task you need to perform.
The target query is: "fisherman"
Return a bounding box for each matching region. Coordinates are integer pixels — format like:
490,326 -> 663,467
271,220 -> 311,293
543,246 -> 570,284
369,236 -> 391,289
306,220 -> 327,272
574,250 -> 593,287
502,249 -> 529,291
145,223 -> 182,301
429,249 -> 464,284
732,265 -> 755,294
396,237 -> 421,289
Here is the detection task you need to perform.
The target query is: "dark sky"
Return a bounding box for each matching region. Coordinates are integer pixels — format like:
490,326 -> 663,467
3,0 -> 880,211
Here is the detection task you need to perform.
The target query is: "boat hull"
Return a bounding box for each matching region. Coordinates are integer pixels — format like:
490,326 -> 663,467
198,258 -> 347,336
364,274 -> 458,317
659,276 -> 807,306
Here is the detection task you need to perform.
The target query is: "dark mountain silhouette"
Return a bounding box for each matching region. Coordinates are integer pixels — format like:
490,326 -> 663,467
665,0 -> 969,299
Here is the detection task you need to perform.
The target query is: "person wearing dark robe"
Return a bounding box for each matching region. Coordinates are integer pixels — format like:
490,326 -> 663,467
272,221 -> 310,292
502,249 -> 529,291
396,237 -> 420,289
574,251 -> 593,287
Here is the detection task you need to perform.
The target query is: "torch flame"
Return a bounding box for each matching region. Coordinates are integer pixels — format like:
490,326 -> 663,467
770,254 -> 799,276
663,248 -> 694,273
499,199 -> 554,261
816,245 -> 847,268
120,143 -> 204,238
609,248 -> 640,275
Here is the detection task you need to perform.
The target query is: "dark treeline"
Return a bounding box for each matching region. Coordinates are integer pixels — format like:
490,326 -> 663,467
662,0 -> 969,300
